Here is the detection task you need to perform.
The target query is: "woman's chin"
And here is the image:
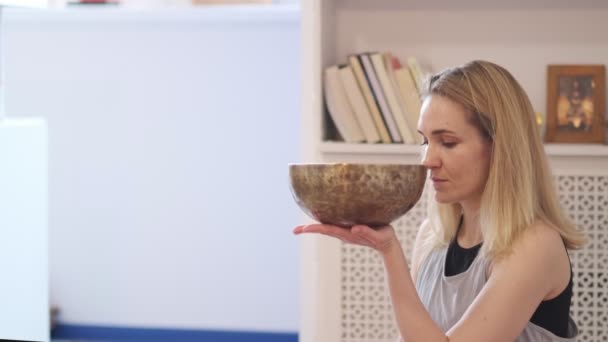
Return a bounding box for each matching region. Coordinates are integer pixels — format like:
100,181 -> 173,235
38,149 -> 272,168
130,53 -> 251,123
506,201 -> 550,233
434,193 -> 455,204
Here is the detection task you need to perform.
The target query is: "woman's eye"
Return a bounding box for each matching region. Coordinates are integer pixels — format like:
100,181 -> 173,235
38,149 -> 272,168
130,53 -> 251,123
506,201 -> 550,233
442,142 -> 457,148
420,140 -> 428,146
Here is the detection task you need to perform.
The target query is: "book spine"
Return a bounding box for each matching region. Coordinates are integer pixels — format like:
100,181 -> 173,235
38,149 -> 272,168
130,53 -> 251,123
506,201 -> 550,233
359,53 -> 402,143
389,54 -> 422,143
323,66 -> 365,143
407,57 -> 426,95
338,65 -> 382,144
348,55 -> 392,143
370,52 -> 415,144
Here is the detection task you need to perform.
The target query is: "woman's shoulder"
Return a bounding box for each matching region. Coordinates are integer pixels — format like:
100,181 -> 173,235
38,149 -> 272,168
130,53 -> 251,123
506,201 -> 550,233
519,220 -> 565,253
489,220 -> 568,284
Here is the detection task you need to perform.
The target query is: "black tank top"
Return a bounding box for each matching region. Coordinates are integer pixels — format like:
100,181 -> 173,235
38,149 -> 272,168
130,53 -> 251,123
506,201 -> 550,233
445,221 -> 573,338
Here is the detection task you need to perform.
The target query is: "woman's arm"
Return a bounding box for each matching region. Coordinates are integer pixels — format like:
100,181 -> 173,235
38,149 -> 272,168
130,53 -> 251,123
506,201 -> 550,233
294,223 -> 447,341
445,222 -> 570,341
381,235 -> 449,342
387,221 -> 569,342
294,221 -> 567,342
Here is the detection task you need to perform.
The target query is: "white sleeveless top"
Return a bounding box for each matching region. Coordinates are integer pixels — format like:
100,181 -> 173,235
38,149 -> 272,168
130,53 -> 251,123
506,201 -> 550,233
415,247 -> 578,341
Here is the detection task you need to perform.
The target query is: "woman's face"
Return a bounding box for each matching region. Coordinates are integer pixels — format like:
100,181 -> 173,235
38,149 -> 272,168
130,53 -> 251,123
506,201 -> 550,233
417,95 -> 492,206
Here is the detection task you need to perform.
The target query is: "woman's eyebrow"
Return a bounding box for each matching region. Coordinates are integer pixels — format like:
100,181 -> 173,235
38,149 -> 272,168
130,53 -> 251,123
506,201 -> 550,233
417,129 -> 457,135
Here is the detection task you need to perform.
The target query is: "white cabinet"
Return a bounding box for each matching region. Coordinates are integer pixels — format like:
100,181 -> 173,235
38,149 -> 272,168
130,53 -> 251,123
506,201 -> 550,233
299,1 -> 608,341
0,118 -> 48,342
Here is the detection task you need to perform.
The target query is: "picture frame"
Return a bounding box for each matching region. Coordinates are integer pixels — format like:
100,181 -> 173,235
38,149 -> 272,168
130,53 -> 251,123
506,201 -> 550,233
545,65 -> 605,143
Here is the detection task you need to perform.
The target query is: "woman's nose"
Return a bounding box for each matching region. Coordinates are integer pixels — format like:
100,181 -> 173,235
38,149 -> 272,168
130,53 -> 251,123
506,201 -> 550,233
421,145 -> 440,169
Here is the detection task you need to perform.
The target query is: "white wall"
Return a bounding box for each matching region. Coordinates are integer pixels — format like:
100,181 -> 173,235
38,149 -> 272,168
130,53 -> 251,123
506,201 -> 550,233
3,5 -> 301,332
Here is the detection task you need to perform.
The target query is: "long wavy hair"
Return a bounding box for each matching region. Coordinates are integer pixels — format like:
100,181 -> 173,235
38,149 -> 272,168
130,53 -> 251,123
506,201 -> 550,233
422,60 -> 585,259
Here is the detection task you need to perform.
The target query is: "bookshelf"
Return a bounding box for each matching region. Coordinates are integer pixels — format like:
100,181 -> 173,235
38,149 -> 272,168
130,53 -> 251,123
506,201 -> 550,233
300,1 -> 608,342
301,0 -> 608,163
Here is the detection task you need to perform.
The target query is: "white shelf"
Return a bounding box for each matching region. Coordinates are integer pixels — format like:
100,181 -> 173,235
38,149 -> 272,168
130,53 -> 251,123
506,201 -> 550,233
544,143 -> 608,157
319,141 -> 421,155
320,141 -> 608,158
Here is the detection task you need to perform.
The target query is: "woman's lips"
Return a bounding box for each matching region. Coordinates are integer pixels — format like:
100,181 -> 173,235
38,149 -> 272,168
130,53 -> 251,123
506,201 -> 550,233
431,177 -> 447,188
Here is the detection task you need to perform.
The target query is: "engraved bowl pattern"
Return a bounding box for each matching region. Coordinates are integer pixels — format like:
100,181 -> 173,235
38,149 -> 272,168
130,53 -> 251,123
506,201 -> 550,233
289,163 -> 426,228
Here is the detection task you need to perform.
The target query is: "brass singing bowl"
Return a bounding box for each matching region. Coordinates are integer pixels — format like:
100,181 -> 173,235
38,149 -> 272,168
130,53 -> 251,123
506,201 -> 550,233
289,163 -> 426,228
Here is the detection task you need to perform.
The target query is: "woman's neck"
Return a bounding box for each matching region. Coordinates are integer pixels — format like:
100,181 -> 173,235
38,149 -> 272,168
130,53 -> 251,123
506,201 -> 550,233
458,202 -> 483,248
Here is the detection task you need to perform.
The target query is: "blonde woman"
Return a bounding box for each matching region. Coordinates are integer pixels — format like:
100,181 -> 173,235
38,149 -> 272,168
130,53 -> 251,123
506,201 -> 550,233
294,60 -> 584,341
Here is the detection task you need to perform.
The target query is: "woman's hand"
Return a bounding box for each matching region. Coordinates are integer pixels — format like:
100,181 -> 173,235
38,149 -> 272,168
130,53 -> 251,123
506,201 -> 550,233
293,223 -> 400,255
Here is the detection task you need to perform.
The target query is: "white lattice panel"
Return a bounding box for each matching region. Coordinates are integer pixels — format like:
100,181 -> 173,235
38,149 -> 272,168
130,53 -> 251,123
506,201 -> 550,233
340,175 -> 608,342
559,175 -> 608,342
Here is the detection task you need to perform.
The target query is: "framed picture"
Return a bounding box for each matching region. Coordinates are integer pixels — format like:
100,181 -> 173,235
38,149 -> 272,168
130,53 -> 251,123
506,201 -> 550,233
545,65 -> 605,143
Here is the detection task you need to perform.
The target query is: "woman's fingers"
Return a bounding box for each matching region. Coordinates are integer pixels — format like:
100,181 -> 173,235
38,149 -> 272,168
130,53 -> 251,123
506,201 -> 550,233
292,225 -> 306,234
293,223 -> 382,248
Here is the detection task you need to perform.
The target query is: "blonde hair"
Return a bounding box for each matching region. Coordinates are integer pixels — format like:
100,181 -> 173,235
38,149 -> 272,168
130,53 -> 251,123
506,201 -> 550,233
422,60 -> 585,259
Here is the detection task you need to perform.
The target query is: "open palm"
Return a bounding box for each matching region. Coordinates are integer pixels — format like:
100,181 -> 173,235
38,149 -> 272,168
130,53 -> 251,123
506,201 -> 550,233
293,223 -> 399,255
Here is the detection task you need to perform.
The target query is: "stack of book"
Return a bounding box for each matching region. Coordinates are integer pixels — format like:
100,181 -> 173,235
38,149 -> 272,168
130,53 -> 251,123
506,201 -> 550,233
323,52 -> 428,144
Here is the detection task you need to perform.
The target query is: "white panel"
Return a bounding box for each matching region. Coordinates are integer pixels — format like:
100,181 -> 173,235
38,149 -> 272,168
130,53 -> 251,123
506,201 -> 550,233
0,118 -> 48,342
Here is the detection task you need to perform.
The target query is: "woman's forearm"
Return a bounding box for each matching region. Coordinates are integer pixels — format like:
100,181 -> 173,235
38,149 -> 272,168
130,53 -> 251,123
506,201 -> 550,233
381,242 -> 447,342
